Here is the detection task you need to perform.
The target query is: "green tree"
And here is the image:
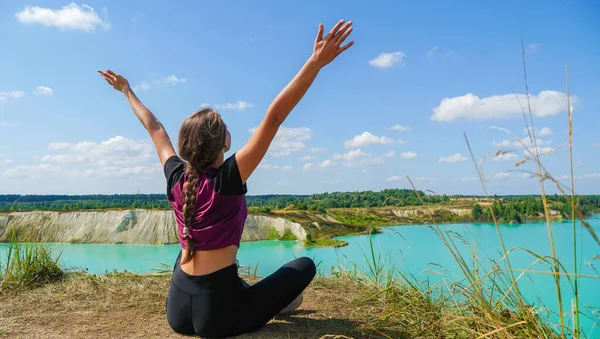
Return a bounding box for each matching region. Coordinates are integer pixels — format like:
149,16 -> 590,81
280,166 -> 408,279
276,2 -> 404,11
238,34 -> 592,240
472,204 -> 483,220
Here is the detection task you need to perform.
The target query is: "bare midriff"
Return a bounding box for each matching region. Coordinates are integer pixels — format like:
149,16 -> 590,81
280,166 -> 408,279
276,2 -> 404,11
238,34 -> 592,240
179,245 -> 239,276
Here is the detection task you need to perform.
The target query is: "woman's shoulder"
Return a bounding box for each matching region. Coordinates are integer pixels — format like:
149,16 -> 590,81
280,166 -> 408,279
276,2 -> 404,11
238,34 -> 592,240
164,156 -> 186,197
206,154 -> 248,196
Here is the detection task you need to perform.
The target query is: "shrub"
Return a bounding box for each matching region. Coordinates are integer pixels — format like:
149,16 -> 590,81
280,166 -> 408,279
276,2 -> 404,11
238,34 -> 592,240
304,232 -> 315,245
266,227 -> 280,240
280,229 -> 297,241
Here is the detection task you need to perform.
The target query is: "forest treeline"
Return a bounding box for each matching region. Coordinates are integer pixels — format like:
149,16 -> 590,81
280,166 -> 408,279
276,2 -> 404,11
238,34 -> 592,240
0,189 -> 439,211
471,195 -> 600,223
1,191 -> 599,222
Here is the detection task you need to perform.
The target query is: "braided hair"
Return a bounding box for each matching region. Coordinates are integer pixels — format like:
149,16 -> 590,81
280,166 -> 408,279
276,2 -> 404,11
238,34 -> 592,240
178,108 -> 227,264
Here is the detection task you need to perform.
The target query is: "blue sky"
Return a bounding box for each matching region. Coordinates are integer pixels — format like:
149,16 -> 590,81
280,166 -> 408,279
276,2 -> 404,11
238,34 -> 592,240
1,0 -> 599,196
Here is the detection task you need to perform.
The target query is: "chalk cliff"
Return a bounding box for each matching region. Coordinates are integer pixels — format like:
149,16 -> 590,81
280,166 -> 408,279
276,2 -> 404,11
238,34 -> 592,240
0,210 -> 306,244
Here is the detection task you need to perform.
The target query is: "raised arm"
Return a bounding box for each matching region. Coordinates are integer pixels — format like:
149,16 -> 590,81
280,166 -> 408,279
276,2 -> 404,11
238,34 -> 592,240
236,19 -> 354,183
97,70 -> 176,167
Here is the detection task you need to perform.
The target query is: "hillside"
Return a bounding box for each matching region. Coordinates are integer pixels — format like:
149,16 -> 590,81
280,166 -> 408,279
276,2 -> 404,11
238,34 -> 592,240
0,204 -> 476,246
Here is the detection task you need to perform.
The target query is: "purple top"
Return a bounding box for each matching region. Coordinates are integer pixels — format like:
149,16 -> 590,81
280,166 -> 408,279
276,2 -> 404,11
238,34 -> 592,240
164,154 -> 248,250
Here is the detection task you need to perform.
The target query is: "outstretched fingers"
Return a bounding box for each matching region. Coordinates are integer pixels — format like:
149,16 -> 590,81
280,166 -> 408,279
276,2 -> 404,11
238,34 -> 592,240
334,21 -> 352,40
337,40 -> 355,55
326,19 -> 345,40
97,70 -> 116,85
336,25 -> 353,46
315,23 -> 324,43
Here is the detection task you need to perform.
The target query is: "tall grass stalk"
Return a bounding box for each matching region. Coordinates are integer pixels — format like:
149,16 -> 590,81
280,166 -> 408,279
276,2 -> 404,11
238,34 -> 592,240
463,134 -> 536,337
0,232 -> 63,292
334,216 -> 558,338
566,63 -> 580,337
406,177 -> 553,338
520,40 -> 565,338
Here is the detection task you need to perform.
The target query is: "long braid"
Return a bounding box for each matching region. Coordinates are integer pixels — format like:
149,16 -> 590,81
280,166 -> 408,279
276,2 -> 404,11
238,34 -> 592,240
177,108 -> 227,265
180,166 -> 200,265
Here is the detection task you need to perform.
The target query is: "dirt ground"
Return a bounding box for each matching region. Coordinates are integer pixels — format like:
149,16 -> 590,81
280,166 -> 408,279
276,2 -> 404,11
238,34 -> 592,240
0,273 -> 406,339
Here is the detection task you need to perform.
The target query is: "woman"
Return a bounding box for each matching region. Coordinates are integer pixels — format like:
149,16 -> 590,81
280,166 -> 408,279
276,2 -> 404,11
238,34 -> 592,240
98,19 -> 353,338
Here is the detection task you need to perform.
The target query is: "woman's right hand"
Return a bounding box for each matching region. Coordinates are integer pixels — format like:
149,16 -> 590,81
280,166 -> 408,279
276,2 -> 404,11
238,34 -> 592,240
97,69 -> 131,94
310,20 -> 354,69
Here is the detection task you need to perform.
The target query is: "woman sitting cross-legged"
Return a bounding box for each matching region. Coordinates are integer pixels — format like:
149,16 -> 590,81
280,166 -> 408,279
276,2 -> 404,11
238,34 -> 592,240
98,19 -> 353,338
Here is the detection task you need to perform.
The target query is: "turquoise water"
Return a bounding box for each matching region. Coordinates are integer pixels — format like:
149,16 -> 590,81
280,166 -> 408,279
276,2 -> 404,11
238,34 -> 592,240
2,218 -> 599,335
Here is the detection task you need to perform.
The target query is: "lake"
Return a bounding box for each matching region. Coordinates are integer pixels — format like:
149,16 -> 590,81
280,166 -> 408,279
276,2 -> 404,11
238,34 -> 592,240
2,217 -> 599,336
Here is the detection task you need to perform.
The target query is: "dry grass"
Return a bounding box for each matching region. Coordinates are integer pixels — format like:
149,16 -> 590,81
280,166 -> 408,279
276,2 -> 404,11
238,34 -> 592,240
1,264 -> 563,339
0,272 -> 414,339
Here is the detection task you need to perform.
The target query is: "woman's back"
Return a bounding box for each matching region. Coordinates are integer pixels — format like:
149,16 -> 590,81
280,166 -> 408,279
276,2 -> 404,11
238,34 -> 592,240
165,153 -> 248,275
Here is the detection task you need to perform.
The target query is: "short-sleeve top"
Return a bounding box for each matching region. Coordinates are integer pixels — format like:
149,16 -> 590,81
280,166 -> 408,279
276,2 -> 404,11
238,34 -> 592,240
163,154 -> 248,250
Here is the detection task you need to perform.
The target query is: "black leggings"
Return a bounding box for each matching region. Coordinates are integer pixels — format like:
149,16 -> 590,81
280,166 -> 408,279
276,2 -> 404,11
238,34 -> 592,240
166,252 -> 316,338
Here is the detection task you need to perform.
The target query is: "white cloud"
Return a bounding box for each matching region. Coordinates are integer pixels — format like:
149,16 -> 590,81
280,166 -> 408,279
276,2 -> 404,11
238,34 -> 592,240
383,150 -> 395,158
310,147 -> 326,153
70,165 -> 161,178
537,127 -> 553,137
300,155 -> 315,161
389,124 -> 411,132
333,149 -> 386,167
164,75 -> 187,85
523,146 -> 556,157
0,164 -> 62,179
133,82 -> 151,92
361,169 -> 369,173
400,152 -> 418,159
438,153 -> 467,163
427,46 -> 455,60
490,172 -> 511,180
460,176 -> 478,182
427,46 -> 438,60
132,75 -> 186,91
385,176 -> 403,182
492,140 -> 512,147
33,86 -> 53,96
522,127 -> 552,137
431,91 -> 572,122
249,126 -> 311,157
303,160 -> 337,172
0,121 -> 18,127
527,43 -> 541,54
579,173 -> 600,180
0,90 -> 25,101
0,154 -> 12,165
344,132 -> 394,149
415,176 -> 435,182
257,162 -> 293,172
15,3 -> 110,32
9,136 -> 167,180
42,136 -> 154,166
510,138 -> 552,148
216,100 -> 253,111
492,153 -> 518,161
369,52 -> 406,69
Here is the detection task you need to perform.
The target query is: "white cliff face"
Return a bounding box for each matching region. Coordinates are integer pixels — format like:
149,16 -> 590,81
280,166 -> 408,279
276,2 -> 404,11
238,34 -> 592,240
0,210 -> 306,245
242,215 -> 307,241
